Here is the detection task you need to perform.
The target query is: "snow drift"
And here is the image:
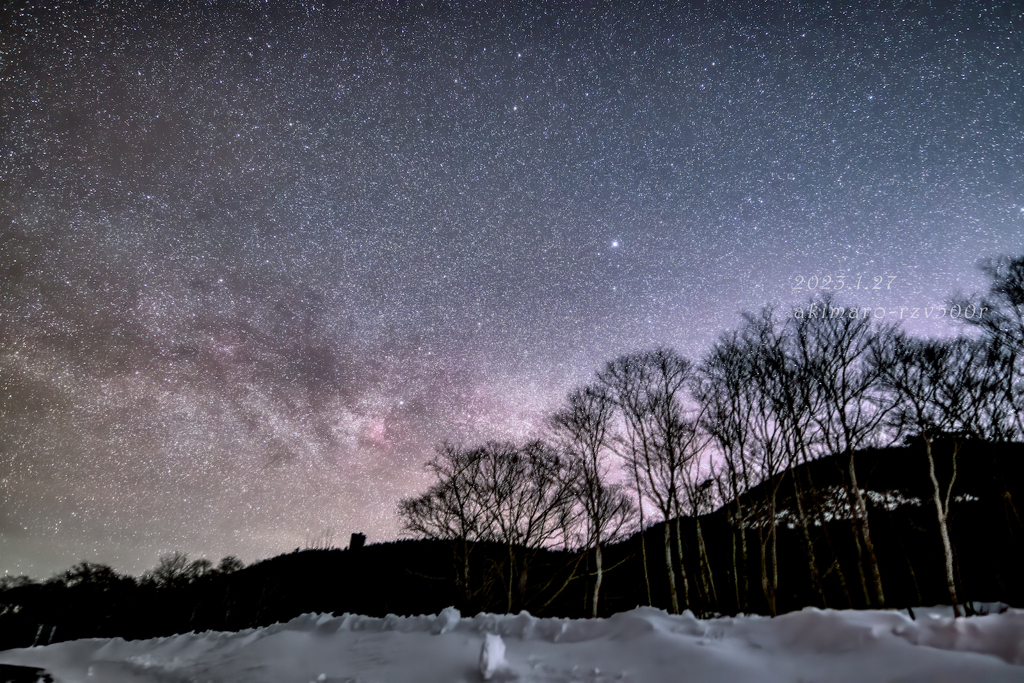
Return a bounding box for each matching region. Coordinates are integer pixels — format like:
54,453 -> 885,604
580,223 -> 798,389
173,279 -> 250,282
2,605 -> 1024,682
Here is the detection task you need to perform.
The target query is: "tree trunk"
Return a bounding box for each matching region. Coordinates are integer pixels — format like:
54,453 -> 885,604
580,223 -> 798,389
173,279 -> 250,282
731,522 -> 741,613
638,531 -> 652,606
738,514 -> 749,612
583,546 -> 590,614
770,515 -> 778,615
694,515 -> 717,611
807,467 -> 851,608
456,538 -> 472,610
847,450 -> 885,607
893,519 -> 922,607
768,486 -> 779,616
791,476 -> 825,607
849,512 -> 871,608
506,543 -> 515,614
757,487 -> 779,616
674,516 -> 691,609
592,542 -> 603,618
635,482 -> 652,606
518,559 -> 529,607
925,437 -> 961,617
758,522 -> 775,616
663,522 -> 680,614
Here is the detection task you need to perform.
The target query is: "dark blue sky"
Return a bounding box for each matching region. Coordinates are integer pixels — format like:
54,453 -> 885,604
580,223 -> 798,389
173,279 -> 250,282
1,0 -> 1021,577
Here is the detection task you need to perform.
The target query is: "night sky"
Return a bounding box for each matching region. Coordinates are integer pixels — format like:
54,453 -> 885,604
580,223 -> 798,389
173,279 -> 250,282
1,0 -> 1021,579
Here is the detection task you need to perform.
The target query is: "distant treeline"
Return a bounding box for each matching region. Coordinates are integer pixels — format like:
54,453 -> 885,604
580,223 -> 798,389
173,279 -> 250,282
0,440 -> 1022,650
2,254 -> 1023,648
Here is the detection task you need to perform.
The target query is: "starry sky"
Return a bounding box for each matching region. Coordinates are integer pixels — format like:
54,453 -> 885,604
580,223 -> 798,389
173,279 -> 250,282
1,0 -> 1021,579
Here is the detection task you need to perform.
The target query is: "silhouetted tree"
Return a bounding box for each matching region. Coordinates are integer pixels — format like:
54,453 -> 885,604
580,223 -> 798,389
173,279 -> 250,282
145,552 -> 192,589
59,561 -> 128,589
733,308 -> 792,615
398,442 -> 487,608
598,349 -> 702,614
875,333 -> 1001,616
216,556 -> 245,574
794,296 -> 894,608
696,329 -> 757,613
952,254 -> 1024,438
399,440 -> 577,613
476,439 -> 577,612
550,384 -> 636,617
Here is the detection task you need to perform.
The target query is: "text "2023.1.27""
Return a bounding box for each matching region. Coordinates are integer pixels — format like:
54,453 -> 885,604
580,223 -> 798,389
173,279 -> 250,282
792,275 -> 897,291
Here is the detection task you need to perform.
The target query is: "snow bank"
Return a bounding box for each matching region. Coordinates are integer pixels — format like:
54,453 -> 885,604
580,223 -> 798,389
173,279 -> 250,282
2,605 -> 1024,682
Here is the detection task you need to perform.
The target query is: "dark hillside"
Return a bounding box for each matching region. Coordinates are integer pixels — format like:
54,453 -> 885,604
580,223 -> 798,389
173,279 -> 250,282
2,440 -> 1022,649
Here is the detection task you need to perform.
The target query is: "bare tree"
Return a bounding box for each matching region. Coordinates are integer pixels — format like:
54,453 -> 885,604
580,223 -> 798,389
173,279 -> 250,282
599,349 -> 702,614
760,310 -> 831,609
952,255 -> 1024,438
399,440 -> 578,613
304,527 -> 335,550
143,552 -> 212,589
597,364 -> 654,607
696,329 -> 757,613
398,442 -> 487,608
476,440 -> 577,612
679,464 -> 719,612
215,556 -> 245,574
875,333 -> 1001,616
793,296 -> 894,608
950,254 -> 1024,546
550,385 -> 636,617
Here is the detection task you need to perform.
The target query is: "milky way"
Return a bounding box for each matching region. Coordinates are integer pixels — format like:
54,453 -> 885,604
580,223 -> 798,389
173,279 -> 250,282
1,0 -> 1021,577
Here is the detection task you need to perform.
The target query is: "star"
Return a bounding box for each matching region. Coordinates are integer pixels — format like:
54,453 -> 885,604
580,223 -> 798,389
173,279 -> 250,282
0,0 -> 1017,579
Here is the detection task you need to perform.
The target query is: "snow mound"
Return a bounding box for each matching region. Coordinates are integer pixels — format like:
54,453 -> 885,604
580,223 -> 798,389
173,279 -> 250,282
432,606 -> 462,635
479,633 -> 506,680
3,606 -> 1024,682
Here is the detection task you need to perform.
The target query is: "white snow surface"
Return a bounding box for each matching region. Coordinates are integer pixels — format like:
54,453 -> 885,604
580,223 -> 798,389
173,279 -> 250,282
3,604 -> 1024,682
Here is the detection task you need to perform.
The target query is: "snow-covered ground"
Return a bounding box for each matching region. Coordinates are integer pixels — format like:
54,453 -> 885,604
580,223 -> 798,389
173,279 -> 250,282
3,604 -> 1024,682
